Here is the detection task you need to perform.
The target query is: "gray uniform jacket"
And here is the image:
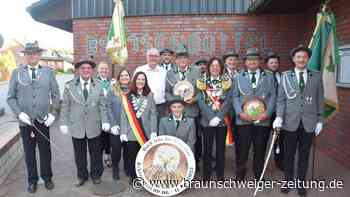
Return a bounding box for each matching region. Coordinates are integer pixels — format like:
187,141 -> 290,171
159,116 -> 196,152
7,65 -> 60,126
60,77 -> 109,139
232,69 -> 277,127
276,69 -> 324,133
120,93 -> 158,141
165,65 -> 201,118
107,92 -> 121,134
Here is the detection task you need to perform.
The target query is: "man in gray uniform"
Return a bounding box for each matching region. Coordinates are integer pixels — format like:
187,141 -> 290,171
165,51 -> 202,164
232,48 -> 277,180
7,41 -> 60,193
273,45 -> 324,197
160,48 -> 176,71
60,60 -> 110,187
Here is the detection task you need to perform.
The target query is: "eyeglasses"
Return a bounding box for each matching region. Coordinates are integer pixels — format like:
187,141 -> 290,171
148,54 -> 159,57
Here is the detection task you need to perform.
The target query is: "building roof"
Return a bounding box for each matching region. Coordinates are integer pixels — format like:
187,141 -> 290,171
248,0 -> 323,14
27,0 -> 72,32
28,0 -> 254,32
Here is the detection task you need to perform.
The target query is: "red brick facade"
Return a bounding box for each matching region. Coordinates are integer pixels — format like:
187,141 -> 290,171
73,14 -> 306,70
72,3 -> 350,168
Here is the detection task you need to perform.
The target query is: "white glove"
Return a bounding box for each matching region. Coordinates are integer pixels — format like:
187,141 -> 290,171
273,117 -> 283,129
150,132 -> 157,139
315,122 -> 323,136
110,125 -> 120,135
19,112 -> 31,126
102,123 -> 110,131
209,117 -> 221,127
60,125 -> 69,135
44,113 -> 55,127
120,134 -> 128,142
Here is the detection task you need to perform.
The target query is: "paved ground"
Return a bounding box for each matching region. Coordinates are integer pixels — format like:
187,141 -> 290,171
0,74 -> 349,197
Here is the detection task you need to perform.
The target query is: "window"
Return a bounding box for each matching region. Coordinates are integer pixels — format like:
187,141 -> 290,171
337,45 -> 350,88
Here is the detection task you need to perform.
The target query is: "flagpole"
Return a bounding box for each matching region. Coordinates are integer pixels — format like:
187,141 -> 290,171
308,1 -> 329,48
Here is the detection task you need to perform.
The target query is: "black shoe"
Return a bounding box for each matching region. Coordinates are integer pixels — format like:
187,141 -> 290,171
129,178 -> 135,186
280,187 -> 291,194
75,178 -> 88,187
44,179 -> 55,190
92,178 -> 102,185
298,188 -> 307,197
27,183 -> 37,193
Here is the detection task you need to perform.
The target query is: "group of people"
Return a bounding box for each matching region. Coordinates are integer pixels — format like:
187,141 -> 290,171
7,41 -> 324,197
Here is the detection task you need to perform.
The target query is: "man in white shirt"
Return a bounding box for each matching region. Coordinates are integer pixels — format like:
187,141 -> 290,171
134,48 -> 167,118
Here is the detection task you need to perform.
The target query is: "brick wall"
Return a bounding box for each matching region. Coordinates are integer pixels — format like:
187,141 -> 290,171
73,14 -> 306,71
301,0 -> 350,169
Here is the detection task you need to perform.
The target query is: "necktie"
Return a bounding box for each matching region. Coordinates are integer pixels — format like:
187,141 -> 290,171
299,72 -> 305,93
212,79 -> 219,84
30,68 -> 36,80
83,82 -> 89,101
180,71 -> 186,80
176,120 -> 180,129
251,72 -> 257,89
273,72 -> 279,93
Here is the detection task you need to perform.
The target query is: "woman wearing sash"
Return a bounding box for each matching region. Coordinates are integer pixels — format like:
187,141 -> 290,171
197,57 -> 232,181
108,68 -> 131,180
120,71 -> 158,184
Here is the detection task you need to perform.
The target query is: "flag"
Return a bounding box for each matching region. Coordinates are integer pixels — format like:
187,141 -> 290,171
106,0 -> 128,65
308,6 -> 340,118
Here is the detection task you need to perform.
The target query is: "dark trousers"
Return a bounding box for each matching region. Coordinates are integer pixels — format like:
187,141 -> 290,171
101,131 -> 111,154
232,118 -> 239,175
125,141 -> 141,179
110,134 -> 121,175
72,135 -> 103,180
202,126 -> 227,180
284,124 -> 314,181
274,131 -> 285,170
122,143 -> 128,175
20,121 -> 52,184
236,125 -> 270,179
270,112 -> 284,170
194,117 -> 202,163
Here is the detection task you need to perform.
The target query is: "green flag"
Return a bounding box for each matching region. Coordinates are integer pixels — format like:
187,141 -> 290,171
308,8 -> 340,118
106,0 -> 128,65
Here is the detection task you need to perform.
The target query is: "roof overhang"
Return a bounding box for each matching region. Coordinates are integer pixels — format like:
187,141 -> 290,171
248,0 -> 323,14
27,0 -> 72,32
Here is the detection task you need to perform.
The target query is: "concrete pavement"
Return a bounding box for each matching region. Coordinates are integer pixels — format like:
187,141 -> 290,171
0,124 -> 349,197
0,74 -> 349,197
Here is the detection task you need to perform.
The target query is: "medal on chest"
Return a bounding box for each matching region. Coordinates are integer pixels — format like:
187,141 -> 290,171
131,94 -> 148,118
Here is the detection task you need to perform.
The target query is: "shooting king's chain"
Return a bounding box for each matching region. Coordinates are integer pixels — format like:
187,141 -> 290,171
196,73 -> 231,111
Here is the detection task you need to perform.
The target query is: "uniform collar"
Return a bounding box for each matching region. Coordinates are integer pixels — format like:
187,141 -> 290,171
168,114 -> 187,122
248,68 -> 260,74
98,76 -> 109,81
75,76 -> 95,86
294,67 -> 307,74
27,64 -> 41,69
173,114 -> 183,121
